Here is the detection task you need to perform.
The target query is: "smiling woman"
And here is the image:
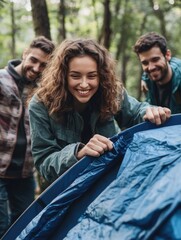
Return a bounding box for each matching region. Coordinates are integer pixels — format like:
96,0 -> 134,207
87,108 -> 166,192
68,55 -> 99,110
28,38 -> 171,184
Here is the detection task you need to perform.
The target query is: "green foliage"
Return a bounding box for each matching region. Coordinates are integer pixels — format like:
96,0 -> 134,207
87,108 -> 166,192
0,0 -> 6,8
0,0 -> 180,98
0,0 -> 34,67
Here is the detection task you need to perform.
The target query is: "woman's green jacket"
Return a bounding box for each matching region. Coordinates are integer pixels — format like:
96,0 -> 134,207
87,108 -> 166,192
29,89 -> 149,183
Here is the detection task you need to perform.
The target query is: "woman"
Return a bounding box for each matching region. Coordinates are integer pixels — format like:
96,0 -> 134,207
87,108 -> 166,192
29,39 -> 170,183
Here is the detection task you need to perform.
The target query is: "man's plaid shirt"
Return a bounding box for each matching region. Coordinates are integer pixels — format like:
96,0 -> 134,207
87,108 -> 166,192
0,68 -> 34,178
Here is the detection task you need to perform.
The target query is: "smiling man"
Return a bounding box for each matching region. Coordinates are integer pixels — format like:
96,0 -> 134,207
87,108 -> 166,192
0,36 -> 55,237
134,32 -> 181,113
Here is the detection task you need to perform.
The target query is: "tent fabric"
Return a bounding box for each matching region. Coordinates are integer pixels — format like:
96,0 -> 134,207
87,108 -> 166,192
15,118 -> 181,240
64,125 -> 181,240
16,130 -> 130,240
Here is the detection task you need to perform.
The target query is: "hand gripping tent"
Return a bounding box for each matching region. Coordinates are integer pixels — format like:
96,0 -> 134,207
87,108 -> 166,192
2,114 -> 181,240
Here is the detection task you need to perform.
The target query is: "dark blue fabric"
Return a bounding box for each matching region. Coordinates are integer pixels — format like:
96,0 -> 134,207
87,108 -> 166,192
16,132 -> 130,240
16,121 -> 181,240
64,125 -> 181,240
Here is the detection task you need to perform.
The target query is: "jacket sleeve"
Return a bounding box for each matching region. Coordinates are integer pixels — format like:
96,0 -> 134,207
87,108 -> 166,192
29,96 -> 81,183
141,72 -> 150,83
115,89 -> 150,129
141,72 -> 152,103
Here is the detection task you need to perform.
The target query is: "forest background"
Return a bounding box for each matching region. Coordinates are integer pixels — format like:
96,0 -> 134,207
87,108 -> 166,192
0,0 -> 181,100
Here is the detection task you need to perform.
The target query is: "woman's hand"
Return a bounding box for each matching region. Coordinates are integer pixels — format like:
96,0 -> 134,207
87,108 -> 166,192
143,106 -> 171,125
76,134 -> 113,160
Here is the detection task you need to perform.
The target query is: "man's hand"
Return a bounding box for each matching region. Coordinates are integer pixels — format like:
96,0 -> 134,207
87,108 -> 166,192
76,134 -> 113,160
143,107 -> 171,125
141,80 -> 148,94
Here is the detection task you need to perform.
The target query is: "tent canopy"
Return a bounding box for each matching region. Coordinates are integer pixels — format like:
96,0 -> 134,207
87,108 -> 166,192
3,114 -> 181,240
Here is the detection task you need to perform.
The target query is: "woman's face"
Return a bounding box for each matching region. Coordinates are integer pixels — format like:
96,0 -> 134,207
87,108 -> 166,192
68,55 -> 99,111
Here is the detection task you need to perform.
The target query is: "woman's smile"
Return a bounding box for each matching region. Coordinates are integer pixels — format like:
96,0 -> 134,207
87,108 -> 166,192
68,55 -> 99,110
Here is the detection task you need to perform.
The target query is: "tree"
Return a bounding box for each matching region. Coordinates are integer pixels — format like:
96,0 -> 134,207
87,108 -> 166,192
10,1 -> 16,58
57,0 -> 66,42
30,0 -> 51,39
99,0 -> 111,49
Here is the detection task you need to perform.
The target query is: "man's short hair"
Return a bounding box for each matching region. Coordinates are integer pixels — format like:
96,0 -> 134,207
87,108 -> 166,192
29,36 -> 55,54
134,32 -> 167,56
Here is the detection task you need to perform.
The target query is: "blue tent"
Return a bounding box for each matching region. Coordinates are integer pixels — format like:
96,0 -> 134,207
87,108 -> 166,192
2,114 -> 181,240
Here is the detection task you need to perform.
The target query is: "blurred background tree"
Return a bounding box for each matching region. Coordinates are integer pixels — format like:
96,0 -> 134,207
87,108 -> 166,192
0,0 -> 180,99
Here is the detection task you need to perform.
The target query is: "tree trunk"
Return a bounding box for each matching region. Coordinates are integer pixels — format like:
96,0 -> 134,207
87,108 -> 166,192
149,0 -> 167,38
10,1 -> 16,58
30,0 -> 51,39
57,0 -> 66,43
115,0 -> 130,86
99,0 -> 112,49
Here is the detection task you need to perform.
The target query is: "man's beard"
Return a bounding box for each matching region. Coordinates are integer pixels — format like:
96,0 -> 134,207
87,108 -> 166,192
148,58 -> 169,84
21,65 -> 40,82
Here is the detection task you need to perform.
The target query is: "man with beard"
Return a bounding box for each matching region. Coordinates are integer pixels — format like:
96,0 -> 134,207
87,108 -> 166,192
134,32 -> 181,113
0,36 -> 55,237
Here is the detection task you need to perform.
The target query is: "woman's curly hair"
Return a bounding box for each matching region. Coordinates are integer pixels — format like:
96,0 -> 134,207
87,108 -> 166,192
35,38 -> 123,121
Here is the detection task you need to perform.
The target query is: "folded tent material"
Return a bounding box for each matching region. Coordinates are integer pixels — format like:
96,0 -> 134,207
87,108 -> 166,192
2,114 -> 181,240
